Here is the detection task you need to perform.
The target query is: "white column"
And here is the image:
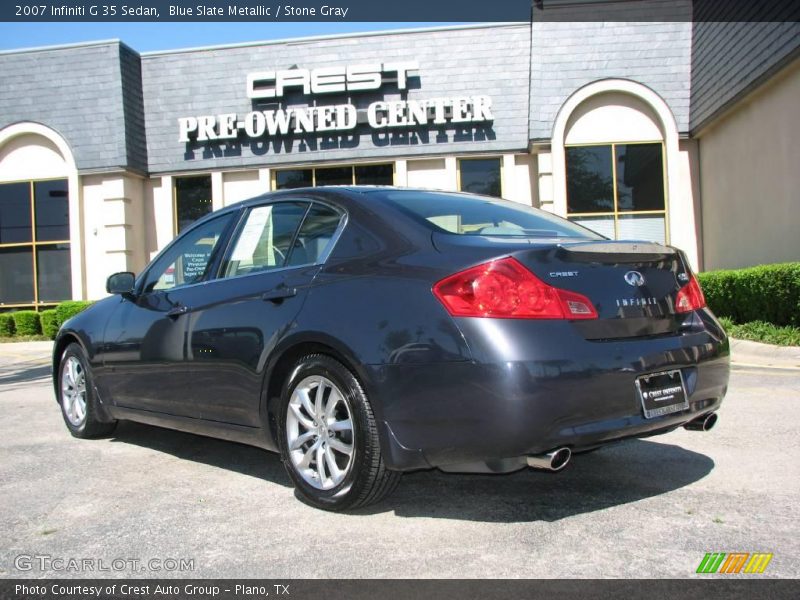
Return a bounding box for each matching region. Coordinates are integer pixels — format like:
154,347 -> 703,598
394,159 -> 408,186
444,156 -> 458,191
153,175 -> 174,254
211,171 -> 224,211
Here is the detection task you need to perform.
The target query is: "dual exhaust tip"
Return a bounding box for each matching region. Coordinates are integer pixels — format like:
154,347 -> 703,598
683,412 -> 718,432
527,447 -> 572,472
527,412 -> 718,472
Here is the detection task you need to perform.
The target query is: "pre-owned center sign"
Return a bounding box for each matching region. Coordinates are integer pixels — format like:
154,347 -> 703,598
177,62 -> 494,143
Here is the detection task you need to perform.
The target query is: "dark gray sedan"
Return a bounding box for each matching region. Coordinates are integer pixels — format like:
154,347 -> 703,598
53,187 -> 729,510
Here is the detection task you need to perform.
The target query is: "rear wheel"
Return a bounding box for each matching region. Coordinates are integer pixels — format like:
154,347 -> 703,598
58,343 -> 117,438
277,354 -> 400,511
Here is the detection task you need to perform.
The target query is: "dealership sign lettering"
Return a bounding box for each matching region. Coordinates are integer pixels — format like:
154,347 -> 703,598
177,62 -> 494,142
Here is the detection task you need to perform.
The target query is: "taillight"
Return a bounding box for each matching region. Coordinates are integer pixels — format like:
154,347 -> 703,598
675,275 -> 706,313
432,257 -> 597,320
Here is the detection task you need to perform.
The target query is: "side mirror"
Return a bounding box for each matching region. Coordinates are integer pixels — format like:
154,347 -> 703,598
106,272 -> 136,296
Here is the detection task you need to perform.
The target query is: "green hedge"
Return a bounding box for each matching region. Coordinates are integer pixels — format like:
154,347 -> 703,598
40,309 -> 59,340
55,301 -> 93,328
0,313 -> 15,337
698,263 -> 800,327
0,300 -> 94,341
11,310 -> 42,336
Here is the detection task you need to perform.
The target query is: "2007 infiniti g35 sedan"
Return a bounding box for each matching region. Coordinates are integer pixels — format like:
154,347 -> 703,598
52,187 -> 729,510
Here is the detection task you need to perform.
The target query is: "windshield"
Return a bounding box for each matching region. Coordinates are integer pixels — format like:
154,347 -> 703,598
381,191 -> 604,239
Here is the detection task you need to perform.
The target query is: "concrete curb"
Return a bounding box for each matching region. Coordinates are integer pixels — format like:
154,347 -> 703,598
730,338 -> 800,370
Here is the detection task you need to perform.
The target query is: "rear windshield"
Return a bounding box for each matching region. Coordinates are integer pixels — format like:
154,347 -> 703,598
381,191 -> 603,239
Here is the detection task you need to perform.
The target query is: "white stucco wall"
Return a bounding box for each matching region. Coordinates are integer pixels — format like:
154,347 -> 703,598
698,59 -> 800,271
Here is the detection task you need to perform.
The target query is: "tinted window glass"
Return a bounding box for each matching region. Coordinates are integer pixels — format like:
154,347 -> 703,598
34,180 -> 70,241
355,164 -> 393,186
315,167 -> 352,186
146,213 -> 234,293
175,176 -> 213,233
275,169 -> 312,190
615,143 -> 665,212
384,191 -> 602,239
287,204 -> 342,267
36,244 -> 72,302
566,146 -> 614,213
0,182 -> 32,244
459,158 -> 501,198
223,202 -> 308,278
0,247 -> 34,304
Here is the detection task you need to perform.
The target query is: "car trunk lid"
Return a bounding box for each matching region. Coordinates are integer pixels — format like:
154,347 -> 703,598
432,234 -> 693,340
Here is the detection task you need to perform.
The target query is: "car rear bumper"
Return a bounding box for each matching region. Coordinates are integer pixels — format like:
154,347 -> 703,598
369,313 -> 730,471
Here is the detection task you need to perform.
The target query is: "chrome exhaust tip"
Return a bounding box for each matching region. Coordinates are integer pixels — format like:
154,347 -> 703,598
527,447 -> 572,472
684,412 -> 718,432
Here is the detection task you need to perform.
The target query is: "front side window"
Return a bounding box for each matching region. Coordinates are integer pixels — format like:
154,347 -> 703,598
0,179 -> 71,309
458,158 -> 502,198
223,202 -> 308,278
175,175 -> 213,234
144,213 -> 234,293
566,142 -> 666,243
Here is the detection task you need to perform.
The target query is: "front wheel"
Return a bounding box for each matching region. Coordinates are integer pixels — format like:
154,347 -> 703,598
277,354 -> 400,511
58,343 -> 117,438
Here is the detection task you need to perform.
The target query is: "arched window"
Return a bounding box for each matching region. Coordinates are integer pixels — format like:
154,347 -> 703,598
563,92 -> 667,242
550,80 -> 697,267
0,126 -> 77,310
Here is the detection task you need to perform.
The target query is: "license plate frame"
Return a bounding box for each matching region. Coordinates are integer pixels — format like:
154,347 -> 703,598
635,369 -> 689,419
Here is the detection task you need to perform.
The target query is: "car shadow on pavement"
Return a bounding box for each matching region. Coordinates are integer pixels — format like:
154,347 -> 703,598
0,364 -> 52,388
107,422 -> 713,521
361,439 -> 715,522
109,420 -> 293,488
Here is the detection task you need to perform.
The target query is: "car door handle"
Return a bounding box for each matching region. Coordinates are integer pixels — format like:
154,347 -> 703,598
261,287 -> 297,303
166,305 -> 190,318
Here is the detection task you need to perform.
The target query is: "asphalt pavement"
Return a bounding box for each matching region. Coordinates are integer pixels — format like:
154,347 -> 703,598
0,340 -> 797,578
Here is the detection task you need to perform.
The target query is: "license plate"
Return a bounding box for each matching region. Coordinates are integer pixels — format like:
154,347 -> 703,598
635,369 -> 689,419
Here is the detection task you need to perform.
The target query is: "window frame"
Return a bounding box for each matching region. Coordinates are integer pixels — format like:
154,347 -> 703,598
0,176 -> 71,310
270,161 -> 396,190
457,156 -> 504,198
214,198 -> 348,283
564,140 -> 670,243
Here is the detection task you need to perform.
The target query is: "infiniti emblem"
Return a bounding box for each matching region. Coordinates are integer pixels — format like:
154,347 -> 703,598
624,271 -> 645,287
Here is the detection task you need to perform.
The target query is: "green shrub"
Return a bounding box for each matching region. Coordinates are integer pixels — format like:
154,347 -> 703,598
0,313 -> 15,337
718,316 -> 800,347
40,309 -> 59,340
11,310 -> 41,336
55,301 -> 93,328
698,263 -> 800,327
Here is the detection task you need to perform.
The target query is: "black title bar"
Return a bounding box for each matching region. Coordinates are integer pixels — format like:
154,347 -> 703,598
2,580 -> 800,600
2,0 -> 800,22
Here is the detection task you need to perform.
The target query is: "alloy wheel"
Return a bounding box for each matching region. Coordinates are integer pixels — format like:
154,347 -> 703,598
286,375 -> 355,490
61,356 -> 87,427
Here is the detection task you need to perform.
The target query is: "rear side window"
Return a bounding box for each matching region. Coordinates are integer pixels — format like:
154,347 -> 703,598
383,191 -> 602,239
287,203 -> 343,267
222,202 -> 308,278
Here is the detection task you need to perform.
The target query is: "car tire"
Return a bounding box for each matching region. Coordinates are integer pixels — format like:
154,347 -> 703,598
277,354 -> 400,511
58,343 -> 117,439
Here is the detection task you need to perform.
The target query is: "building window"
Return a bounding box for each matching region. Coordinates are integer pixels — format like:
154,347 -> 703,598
175,175 -> 213,234
458,158 -> 502,198
0,179 -> 71,309
566,142 -> 667,243
272,163 -> 394,190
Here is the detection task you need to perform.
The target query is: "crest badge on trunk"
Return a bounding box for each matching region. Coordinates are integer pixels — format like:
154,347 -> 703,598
624,271 -> 645,286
